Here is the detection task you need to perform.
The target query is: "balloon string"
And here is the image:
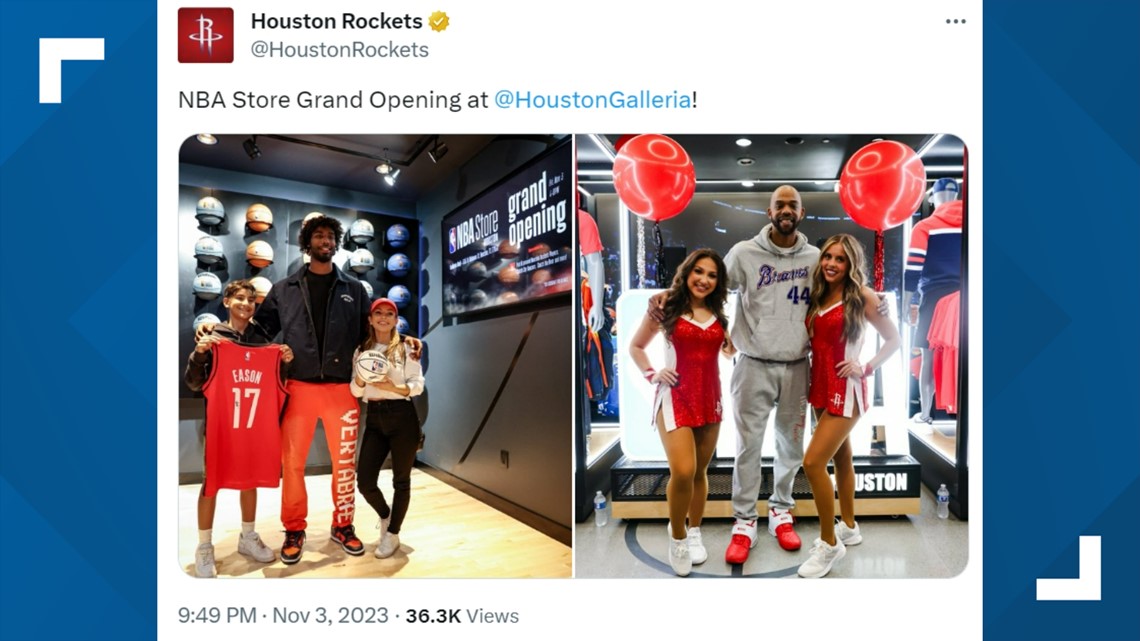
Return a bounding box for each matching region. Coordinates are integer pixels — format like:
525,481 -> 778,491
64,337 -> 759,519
636,216 -> 646,288
654,223 -> 665,287
874,231 -> 885,291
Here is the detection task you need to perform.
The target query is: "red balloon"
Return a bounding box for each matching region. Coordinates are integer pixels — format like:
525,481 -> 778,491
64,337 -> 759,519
612,134 -> 696,223
839,140 -> 927,232
613,134 -> 636,152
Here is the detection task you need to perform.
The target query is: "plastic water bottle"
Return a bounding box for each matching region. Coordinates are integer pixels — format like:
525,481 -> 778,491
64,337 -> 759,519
593,491 -> 609,527
936,484 -> 950,519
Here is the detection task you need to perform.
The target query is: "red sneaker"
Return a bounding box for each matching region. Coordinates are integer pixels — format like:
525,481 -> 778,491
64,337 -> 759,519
768,508 -> 802,551
331,525 -> 365,556
280,529 -> 306,565
724,519 -> 758,564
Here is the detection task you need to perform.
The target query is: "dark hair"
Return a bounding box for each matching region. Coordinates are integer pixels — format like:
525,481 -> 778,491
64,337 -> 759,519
298,216 -> 345,254
223,279 -> 256,300
660,248 -> 728,339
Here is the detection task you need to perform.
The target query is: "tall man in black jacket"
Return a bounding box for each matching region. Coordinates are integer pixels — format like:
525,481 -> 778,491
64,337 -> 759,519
254,215 -> 371,563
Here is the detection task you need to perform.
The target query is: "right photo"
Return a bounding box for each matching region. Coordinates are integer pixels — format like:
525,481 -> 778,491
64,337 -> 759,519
574,134 -> 968,579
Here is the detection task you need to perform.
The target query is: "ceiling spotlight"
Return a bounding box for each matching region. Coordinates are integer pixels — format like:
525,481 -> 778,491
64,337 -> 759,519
428,137 -> 449,163
243,136 -> 261,160
821,138 -> 832,144
383,168 -> 400,187
785,136 -> 805,145
735,138 -> 752,147
737,157 -> 755,167
196,134 -> 217,145
376,148 -> 393,174
741,181 -> 755,188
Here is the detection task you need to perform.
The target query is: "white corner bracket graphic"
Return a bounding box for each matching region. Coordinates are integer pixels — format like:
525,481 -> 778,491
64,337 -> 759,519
39,38 -> 105,103
1036,535 -> 1102,601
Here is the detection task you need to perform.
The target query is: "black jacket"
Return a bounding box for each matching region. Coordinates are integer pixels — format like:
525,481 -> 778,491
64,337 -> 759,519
254,263 -> 369,383
184,320 -> 285,392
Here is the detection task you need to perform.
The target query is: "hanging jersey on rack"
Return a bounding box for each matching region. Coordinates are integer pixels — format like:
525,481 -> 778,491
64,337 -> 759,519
202,341 -> 288,497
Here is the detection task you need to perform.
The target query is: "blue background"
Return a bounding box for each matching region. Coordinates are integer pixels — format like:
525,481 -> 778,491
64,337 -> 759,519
983,1 -> 1138,639
0,1 -> 1137,640
1,1 -> 157,640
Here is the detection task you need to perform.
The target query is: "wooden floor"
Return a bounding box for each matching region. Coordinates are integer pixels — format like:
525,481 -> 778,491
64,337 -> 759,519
178,468 -> 571,578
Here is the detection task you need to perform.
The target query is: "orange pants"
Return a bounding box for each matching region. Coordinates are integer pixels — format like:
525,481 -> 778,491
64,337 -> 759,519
280,381 -> 360,531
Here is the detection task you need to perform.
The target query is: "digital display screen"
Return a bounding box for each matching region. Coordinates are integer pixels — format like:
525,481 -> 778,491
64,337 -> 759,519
441,140 -> 573,317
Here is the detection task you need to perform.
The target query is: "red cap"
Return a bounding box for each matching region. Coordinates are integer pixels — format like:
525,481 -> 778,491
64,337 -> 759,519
370,298 -> 398,315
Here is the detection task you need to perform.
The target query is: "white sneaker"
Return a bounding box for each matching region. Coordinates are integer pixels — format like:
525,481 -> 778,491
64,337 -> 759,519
797,538 -> 846,578
375,532 -> 401,559
669,536 -> 692,577
195,543 -> 217,578
836,520 -> 862,546
687,527 -> 707,565
238,531 -> 276,563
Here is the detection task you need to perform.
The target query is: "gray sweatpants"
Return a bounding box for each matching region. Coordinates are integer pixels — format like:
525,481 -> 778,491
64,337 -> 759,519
730,355 -> 809,520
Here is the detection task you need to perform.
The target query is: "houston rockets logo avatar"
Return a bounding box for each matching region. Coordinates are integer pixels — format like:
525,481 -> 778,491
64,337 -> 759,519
179,8 -> 234,63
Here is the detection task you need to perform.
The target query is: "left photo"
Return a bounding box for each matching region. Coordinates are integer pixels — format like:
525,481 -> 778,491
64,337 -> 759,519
176,134 -> 573,578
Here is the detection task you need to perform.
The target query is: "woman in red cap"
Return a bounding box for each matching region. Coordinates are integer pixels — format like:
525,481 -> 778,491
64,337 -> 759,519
351,298 -> 425,559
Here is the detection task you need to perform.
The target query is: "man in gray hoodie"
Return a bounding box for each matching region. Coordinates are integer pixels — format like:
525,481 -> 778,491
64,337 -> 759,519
722,184 -> 819,564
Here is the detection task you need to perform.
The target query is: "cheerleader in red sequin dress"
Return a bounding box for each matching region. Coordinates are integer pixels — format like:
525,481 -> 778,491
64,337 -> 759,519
630,249 -> 734,577
798,234 -> 900,578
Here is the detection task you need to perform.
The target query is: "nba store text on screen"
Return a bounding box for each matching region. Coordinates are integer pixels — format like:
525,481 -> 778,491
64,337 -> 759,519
452,211 -> 499,254
508,170 -> 567,246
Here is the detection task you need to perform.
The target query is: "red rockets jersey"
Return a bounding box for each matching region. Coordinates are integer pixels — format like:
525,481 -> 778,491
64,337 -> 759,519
202,341 -> 288,497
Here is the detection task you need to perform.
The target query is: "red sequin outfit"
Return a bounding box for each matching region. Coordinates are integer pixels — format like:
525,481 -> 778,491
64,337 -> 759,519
653,315 -> 724,431
807,302 -> 867,418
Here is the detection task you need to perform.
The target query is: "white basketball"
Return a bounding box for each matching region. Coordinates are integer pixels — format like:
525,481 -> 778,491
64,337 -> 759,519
349,219 -> 375,244
193,236 -> 224,265
349,248 -> 375,273
195,196 -> 225,226
193,313 -> 221,332
249,276 -> 273,303
302,212 -> 325,228
192,272 -> 223,300
355,349 -> 389,383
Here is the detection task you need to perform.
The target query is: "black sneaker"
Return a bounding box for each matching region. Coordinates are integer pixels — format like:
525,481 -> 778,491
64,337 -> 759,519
281,529 -> 306,565
331,525 -> 365,556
